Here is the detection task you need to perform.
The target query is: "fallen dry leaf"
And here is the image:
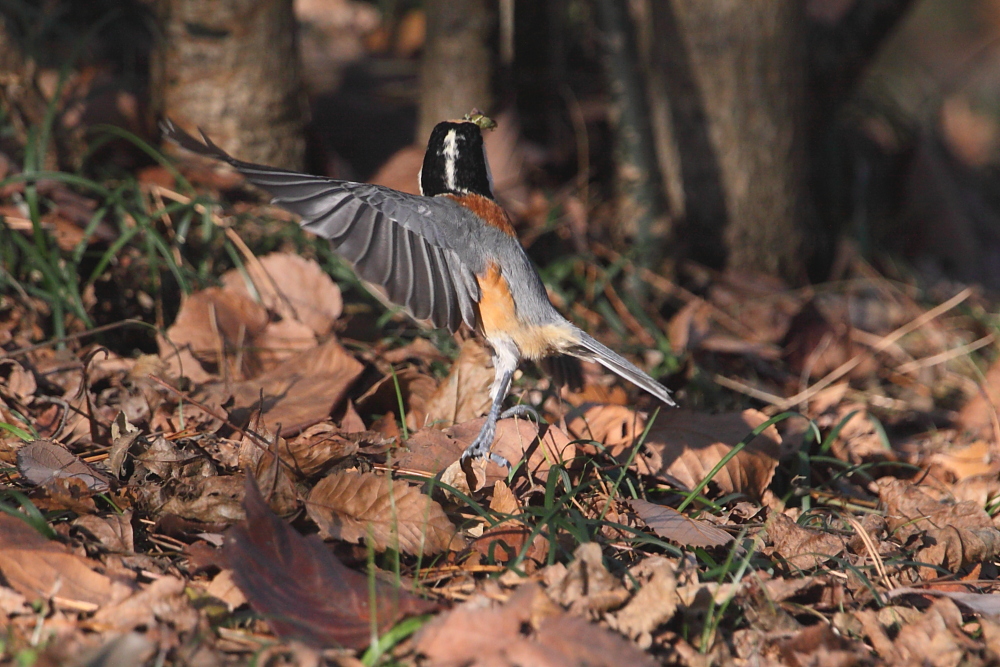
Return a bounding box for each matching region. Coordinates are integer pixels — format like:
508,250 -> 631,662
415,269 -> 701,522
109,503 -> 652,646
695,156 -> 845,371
225,475 -> 437,649
306,470 -> 458,555
72,511 -> 134,553
418,339 -> 494,429
877,478 -> 1000,574
162,287 -> 269,379
767,512 -> 846,571
415,581 -> 657,667
543,542 -> 630,616
151,475 -> 247,524
355,366 -> 438,433
468,480 -> 544,566
213,337 -> 364,435
16,439 -> 110,492
636,409 -> 782,501
930,440 -> 997,481
204,569 -> 248,611
399,418 -> 576,485
957,355 -> 1000,438
0,513 -> 131,611
887,587 -> 1000,619
279,421 -> 362,477
566,403 -> 647,456
608,556 -> 679,642
221,252 -> 342,337
88,575 -> 198,633
628,498 -> 734,549
890,598 -> 966,667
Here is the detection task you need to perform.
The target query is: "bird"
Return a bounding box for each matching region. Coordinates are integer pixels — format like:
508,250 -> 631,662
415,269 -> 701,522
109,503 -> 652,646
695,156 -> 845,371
161,113 -> 676,468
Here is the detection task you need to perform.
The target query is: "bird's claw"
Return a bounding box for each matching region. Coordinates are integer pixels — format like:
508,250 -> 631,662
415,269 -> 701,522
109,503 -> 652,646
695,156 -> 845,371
499,404 -> 541,423
460,433 -> 511,469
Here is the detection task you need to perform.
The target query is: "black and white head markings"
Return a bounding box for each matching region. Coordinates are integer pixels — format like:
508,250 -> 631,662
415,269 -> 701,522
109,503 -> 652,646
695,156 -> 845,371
419,121 -> 495,199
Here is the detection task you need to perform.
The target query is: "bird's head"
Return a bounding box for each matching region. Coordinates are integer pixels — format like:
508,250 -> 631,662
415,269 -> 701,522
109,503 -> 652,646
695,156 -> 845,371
419,112 -> 496,199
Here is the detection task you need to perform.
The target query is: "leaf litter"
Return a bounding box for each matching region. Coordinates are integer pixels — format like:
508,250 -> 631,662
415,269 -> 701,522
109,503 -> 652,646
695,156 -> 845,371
5,169 -> 1000,666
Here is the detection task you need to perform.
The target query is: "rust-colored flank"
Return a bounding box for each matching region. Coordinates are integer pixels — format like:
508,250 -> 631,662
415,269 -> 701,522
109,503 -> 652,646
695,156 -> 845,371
447,193 -> 517,237
475,261 -> 579,360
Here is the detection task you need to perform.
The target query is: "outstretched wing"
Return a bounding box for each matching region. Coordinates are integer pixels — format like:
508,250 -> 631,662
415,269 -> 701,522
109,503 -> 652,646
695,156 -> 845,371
161,119 -> 481,332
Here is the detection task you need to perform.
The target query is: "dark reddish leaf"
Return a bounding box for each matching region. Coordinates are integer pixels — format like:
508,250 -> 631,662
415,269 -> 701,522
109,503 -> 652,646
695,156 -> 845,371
223,475 -> 437,649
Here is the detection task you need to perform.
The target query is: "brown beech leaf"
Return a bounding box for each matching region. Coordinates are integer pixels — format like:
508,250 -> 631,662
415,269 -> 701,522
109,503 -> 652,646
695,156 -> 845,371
221,252 -> 342,336
306,470 -> 458,555
886,598 -> 966,667
16,439 -> 110,492
216,337 -> 364,436
225,475 -> 437,649
162,287 -> 269,378
399,419 -> 576,485
419,339 -> 494,429
566,403 -> 647,456
877,478 -> 1000,574
636,409 -> 781,501
0,513 -> 131,611
768,513 -> 846,571
415,582 -> 656,667
628,498 -> 734,548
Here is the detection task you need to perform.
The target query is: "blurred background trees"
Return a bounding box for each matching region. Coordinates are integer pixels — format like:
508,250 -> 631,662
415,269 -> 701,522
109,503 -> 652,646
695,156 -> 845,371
3,0 -> 1000,293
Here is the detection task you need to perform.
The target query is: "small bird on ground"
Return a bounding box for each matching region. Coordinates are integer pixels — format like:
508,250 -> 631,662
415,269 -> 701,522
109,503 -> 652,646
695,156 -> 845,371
161,113 -> 676,467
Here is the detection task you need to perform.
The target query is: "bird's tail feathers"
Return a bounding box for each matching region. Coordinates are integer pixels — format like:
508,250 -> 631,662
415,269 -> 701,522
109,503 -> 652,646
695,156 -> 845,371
571,330 -> 676,407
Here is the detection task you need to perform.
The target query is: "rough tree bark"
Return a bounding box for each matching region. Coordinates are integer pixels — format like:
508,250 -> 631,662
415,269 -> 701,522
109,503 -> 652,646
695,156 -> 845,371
596,0 -> 671,277
649,0 -> 810,282
152,0 -> 307,170
417,0 -> 493,144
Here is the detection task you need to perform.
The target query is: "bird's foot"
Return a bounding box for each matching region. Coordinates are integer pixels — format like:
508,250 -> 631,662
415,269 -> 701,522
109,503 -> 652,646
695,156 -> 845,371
459,419 -> 510,468
500,404 -> 541,423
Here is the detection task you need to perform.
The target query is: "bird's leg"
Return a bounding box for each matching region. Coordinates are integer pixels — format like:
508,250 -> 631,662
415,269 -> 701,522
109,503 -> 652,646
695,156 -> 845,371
461,340 -> 519,468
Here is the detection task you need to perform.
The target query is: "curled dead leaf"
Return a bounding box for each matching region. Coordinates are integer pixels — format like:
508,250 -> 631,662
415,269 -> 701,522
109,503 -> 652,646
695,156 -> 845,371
306,470 -> 459,555
877,478 -> 1000,574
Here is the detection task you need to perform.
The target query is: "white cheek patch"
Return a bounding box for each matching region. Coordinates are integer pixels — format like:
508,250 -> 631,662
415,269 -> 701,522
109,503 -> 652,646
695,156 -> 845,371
443,129 -> 458,192
417,166 -> 423,195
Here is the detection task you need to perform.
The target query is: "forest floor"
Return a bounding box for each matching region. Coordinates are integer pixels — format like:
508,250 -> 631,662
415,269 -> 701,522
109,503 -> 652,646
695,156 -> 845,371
3,133 -> 1000,667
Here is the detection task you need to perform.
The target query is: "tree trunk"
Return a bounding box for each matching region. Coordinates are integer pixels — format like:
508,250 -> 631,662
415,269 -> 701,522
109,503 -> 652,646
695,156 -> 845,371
417,0 -> 493,144
152,0 -> 307,170
651,0 -> 809,282
595,0 -> 671,277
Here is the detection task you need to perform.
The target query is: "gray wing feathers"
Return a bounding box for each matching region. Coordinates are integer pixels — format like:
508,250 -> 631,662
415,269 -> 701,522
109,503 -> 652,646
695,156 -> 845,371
161,120 -> 480,333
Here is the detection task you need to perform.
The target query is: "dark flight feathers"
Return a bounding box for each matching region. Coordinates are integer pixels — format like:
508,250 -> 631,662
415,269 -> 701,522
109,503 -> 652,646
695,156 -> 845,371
160,119 -> 480,332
